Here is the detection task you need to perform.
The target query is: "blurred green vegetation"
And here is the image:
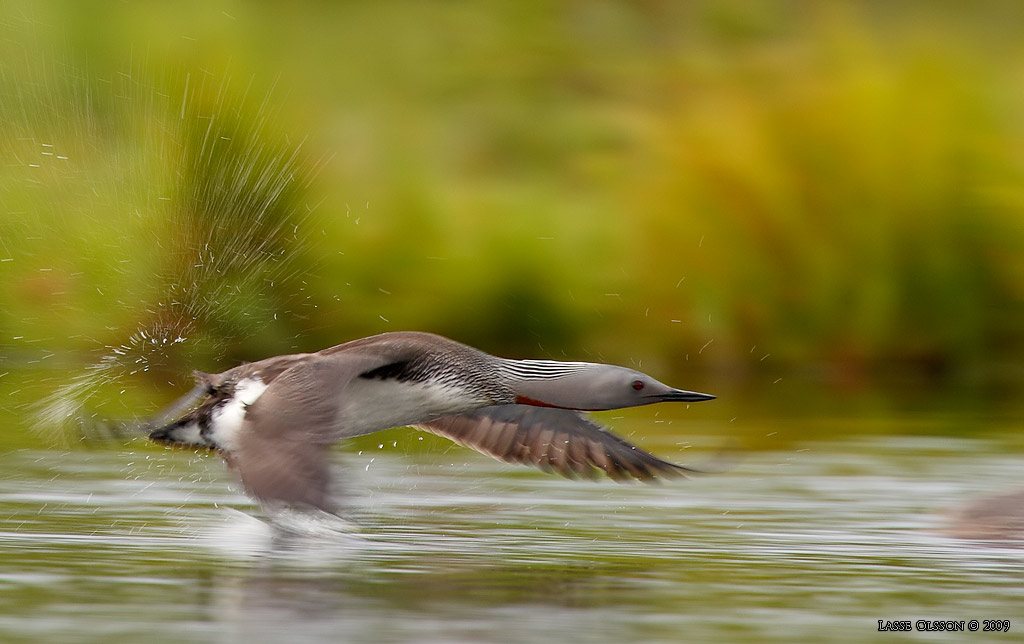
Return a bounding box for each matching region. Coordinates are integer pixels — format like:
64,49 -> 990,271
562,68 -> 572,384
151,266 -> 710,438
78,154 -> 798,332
1,1 -> 1024,441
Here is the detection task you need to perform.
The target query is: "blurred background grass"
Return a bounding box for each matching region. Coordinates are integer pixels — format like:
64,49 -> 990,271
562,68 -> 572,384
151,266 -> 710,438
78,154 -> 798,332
1,1 -> 1023,444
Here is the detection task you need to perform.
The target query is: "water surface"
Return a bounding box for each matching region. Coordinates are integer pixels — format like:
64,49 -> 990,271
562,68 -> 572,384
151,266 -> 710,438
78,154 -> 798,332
1,428 -> 1021,643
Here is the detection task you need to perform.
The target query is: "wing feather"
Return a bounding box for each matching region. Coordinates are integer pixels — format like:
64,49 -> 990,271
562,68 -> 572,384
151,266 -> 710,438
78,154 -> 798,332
547,431 -> 569,473
415,405 -> 696,482
233,352 -> 386,512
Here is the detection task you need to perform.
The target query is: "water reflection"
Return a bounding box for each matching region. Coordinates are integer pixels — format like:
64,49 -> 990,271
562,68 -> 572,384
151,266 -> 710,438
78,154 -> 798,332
1,434 -> 1023,644
213,552 -> 653,644
944,487 -> 1024,543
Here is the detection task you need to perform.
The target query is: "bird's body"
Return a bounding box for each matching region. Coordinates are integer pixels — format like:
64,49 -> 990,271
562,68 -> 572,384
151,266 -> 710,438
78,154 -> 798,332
149,331 -> 714,512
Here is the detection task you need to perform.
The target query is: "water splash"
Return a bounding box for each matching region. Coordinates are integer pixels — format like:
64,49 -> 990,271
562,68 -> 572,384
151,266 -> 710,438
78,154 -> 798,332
32,323 -> 194,443
2,59 -> 325,443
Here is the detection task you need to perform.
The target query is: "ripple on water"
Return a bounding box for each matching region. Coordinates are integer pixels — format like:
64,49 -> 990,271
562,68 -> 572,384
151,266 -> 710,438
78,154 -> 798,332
1,437 -> 1023,643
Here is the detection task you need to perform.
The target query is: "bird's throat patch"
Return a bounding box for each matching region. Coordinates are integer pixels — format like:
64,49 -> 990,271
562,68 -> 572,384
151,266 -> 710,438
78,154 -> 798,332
514,395 -> 563,409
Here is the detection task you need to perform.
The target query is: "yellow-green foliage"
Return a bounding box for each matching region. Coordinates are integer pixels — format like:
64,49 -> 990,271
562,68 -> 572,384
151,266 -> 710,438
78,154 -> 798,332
1,0 -> 1023,429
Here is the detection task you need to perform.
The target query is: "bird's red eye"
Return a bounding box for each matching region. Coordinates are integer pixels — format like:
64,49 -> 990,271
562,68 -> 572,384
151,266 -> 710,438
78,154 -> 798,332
632,380 -> 645,391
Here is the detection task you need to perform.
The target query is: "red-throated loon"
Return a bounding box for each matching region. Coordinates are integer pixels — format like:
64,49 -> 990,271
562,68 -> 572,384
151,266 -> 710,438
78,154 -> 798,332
148,331 -> 715,513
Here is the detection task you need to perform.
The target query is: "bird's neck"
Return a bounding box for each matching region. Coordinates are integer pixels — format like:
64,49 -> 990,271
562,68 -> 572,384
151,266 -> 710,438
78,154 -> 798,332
496,358 -> 599,410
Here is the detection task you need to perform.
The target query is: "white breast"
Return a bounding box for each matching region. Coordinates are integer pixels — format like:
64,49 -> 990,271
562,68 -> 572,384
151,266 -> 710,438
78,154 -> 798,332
207,378 -> 269,451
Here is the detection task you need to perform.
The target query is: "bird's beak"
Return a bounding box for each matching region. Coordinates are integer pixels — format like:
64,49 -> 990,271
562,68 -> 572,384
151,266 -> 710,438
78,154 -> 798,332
658,388 -> 716,402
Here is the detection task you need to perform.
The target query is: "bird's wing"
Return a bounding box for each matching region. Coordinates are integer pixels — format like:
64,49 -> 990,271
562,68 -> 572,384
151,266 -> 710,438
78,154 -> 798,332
233,352 -> 385,512
414,404 -> 697,481
134,381 -> 210,434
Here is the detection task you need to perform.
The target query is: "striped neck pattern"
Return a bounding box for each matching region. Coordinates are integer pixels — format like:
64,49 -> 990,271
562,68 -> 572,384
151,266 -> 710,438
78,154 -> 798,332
497,359 -> 596,382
